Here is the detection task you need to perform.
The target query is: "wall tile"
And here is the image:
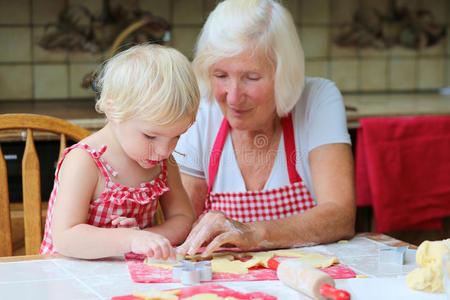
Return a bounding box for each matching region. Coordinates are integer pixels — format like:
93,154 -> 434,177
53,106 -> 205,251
390,58 -> 416,91
420,0 -> 447,23
330,0 -> 358,24
417,58 -> 445,89
283,0 -> 301,23
446,26 -> 450,55
446,58 -> 450,86
69,50 -> 104,63
171,26 -> 201,60
396,0 -> 420,11
0,0 -> 30,25
305,59 -> 329,78
360,59 -> 387,91
0,65 -> 32,100
33,27 -> 68,62
330,59 -> 359,92
33,0 -> 66,25
360,47 -> 390,58
391,45 -> 418,57
138,0 -> 171,21
330,26 -> 358,57
360,0 -> 390,15
419,40 -> 445,56
69,0 -> 103,19
300,0 -> 329,24
300,26 -> 329,58
69,63 -> 98,98
34,64 -> 69,99
173,0 -> 203,25
0,27 -> 31,62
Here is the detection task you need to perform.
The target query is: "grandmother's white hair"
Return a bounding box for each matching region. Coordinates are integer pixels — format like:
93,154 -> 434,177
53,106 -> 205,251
95,44 -> 200,125
193,0 -> 304,116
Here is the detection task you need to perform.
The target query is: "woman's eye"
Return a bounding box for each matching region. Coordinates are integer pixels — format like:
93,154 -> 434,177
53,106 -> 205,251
213,73 -> 226,78
144,134 -> 156,140
248,75 -> 261,81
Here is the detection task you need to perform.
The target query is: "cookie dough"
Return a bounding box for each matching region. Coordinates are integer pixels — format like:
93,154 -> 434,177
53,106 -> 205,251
406,239 -> 450,293
145,249 -> 338,275
133,288 -> 181,299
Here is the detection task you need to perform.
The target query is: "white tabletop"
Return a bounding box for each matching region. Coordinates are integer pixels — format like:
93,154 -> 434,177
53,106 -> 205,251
0,234 -> 446,300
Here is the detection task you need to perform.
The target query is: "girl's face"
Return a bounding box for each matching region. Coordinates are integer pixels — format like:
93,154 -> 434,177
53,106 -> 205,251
112,117 -> 191,169
210,50 -> 277,131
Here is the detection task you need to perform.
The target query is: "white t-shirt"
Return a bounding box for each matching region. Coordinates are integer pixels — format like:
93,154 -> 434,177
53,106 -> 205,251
175,77 -> 350,201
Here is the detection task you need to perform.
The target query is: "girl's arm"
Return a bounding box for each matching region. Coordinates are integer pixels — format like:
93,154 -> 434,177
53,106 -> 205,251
143,156 -> 196,245
51,149 -> 174,259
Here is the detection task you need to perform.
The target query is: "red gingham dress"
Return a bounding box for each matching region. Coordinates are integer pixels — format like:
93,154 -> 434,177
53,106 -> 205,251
205,113 -> 316,222
40,143 -> 169,254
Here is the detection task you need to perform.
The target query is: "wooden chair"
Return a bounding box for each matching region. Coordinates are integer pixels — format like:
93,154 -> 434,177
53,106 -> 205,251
0,114 -> 91,256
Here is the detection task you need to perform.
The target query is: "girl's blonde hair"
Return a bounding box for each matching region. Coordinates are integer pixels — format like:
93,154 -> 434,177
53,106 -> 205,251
193,0 -> 304,116
96,44 -> 200,125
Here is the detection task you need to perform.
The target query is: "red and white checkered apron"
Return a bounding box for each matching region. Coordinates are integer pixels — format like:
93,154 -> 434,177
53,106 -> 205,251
40,143 -> 169,254
205,113 -> 316,223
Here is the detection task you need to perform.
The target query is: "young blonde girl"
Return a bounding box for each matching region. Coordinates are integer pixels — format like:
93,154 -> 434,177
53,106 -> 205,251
40,44 -> 200,259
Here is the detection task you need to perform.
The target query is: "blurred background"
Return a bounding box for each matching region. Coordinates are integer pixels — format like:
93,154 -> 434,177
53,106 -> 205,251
0,0 -> 449,101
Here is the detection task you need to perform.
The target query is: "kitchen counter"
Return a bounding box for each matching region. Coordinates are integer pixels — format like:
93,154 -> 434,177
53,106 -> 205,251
1,233 -> 443,300
344,93 -> 450,128
1,93 -> 450,133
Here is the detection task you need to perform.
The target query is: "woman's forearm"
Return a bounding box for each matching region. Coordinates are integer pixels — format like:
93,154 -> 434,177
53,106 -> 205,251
251,201 -> 355,249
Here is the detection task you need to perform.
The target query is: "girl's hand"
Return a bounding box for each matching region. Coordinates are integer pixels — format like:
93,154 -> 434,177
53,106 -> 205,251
131,231 -> 176,260
176,210 -> 256,258
111,215 -> 138,228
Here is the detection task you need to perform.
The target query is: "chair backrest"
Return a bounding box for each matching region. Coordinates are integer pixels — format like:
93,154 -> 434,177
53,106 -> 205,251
0,114 -> 91,256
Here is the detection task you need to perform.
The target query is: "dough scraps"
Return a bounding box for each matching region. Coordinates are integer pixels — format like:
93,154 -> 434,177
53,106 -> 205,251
133,288 -> 181,299
183,294 -> 241,300
145,249 -> 338,275
406,238 -> 450,293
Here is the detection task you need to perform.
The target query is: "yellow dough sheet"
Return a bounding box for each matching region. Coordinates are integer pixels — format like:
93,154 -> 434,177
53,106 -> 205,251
145,249 -> 339,275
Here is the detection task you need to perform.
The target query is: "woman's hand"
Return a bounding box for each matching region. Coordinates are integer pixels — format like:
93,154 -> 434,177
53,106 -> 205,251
111,215 -> 138,229
131,230 -> 176,260
177,210 -> 257,257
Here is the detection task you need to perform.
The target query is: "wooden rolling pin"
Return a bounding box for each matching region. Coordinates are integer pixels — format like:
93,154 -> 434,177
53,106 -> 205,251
276,260 -> 351,300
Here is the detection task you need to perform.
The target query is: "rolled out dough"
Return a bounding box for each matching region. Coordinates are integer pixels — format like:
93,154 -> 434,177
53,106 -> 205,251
145,249 -> 338,275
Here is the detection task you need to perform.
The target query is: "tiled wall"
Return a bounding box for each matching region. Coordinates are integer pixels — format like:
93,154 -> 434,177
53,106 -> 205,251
1,0 -> 449,101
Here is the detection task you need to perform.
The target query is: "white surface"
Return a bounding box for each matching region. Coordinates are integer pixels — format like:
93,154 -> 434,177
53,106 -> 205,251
0,235 -> 445,300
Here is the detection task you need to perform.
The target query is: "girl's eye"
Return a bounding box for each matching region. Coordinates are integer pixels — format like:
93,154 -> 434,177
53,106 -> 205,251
144,134 -> 156,140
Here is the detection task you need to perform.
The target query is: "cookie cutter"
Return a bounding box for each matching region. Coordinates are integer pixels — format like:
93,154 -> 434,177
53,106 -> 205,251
172,260 -> 212,285
378,246 -> 408,265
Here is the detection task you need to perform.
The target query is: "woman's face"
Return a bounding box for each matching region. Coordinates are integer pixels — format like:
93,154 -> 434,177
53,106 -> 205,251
210,50 -> 277,131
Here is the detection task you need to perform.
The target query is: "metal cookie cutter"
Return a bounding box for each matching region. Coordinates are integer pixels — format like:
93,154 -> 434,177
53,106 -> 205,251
172,260 -> 212,285
378,246 -> 409,265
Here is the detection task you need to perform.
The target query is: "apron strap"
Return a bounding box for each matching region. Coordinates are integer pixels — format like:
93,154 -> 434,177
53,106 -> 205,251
206,113 -> 302,210
281,113 -> 302,183
207,118 -> 230,196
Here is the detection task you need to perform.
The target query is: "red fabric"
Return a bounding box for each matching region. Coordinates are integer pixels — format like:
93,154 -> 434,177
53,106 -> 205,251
204,113 -> 316,222
356,116 -> 450,232
124,252 -> 357,283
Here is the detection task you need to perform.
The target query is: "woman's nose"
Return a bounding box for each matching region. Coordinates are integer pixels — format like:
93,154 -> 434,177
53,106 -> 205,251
226,80 -> 242,106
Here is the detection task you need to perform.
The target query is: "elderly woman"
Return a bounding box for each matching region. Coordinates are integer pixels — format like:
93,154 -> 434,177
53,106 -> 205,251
176,0 -> 355,257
